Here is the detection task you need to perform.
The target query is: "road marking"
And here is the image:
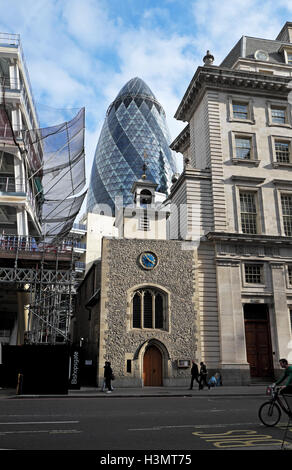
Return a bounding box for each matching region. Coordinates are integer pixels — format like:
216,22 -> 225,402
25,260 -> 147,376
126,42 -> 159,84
0,429 -> 82,435
129,422 -> 259,431
0,421 -> 79,425
192,429 -> 286,449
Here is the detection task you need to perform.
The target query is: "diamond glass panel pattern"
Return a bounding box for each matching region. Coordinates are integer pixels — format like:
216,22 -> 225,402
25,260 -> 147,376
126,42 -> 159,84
87,78 -> 177,214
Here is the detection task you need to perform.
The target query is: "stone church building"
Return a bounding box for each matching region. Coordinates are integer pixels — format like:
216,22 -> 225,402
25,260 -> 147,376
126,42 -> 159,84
73,22 -> 292,387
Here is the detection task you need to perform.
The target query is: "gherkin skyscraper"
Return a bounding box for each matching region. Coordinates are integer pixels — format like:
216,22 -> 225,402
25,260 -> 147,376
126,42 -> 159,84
86,77 -> 177,214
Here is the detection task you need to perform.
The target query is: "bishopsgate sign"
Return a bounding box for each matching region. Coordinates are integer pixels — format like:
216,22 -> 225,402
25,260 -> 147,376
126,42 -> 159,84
69,348 -> 81,389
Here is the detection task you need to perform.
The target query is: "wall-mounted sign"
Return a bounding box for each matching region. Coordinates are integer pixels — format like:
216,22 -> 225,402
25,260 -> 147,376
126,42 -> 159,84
177,359 -> 191,368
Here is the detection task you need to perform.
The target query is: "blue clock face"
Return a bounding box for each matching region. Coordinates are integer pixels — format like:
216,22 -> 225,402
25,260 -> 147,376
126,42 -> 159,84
140,252 -> 158,270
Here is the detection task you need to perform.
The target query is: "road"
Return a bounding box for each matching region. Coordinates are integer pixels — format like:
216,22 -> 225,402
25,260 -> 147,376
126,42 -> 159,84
0,395 -> 291,452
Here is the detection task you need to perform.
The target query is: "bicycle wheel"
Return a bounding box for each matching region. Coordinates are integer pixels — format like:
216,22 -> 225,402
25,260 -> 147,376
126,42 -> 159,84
258,401 -> 281,427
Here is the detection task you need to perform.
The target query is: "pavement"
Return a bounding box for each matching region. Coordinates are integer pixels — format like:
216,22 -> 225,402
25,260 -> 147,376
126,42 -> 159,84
0,384 -> 268,399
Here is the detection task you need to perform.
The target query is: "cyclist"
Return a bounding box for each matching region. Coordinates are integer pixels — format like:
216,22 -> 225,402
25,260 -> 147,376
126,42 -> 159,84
274,358 -> 292,395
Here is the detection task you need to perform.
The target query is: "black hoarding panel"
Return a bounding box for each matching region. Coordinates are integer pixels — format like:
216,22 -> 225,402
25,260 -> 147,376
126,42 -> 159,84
2,344 -> 70,394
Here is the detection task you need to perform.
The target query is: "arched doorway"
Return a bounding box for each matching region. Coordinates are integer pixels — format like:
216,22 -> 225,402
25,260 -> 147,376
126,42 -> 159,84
143,345 -> 162,386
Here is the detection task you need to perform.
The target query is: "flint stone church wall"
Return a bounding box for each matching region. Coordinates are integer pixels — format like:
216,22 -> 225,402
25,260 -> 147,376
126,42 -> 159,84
100,237 -> 197,387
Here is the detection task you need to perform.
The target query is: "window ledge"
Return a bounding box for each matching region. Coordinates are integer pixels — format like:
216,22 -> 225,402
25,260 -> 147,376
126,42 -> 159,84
231,158 -> 260,166
268,122 -> 292,129
242,283 -> 266,288
272,162 -> 292,169
229,118 -> 255,125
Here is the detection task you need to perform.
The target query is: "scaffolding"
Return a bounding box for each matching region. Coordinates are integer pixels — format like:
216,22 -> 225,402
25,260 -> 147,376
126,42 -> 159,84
0,234 -> 80,343
0,55 -> 86,343
25,107 -> 87,242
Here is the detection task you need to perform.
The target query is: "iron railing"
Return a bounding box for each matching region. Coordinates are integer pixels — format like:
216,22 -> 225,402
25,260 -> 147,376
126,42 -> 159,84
0,234 -> 73,254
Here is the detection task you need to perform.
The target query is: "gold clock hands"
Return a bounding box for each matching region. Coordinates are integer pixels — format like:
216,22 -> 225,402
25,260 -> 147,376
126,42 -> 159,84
145,254 -> 155,265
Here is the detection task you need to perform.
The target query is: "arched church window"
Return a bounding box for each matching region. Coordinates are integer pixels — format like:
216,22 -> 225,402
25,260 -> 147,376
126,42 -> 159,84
155,293 -> 163,329
131,287 -> 166,330
143,291 -> 152,328
133,292 -> 141,328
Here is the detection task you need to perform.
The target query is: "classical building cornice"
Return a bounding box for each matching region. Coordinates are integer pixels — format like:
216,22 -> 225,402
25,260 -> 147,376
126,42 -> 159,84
170,124 -> 190,153
175,66 -> 291,122
231,175 -> 266,184
165,166 -> 211,203
206,231 -> 292,245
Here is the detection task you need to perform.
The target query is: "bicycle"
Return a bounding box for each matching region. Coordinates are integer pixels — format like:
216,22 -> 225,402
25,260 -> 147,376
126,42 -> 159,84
258,385 -> 292,427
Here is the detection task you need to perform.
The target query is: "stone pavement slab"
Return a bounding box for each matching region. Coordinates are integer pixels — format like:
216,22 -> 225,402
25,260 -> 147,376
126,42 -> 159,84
0,385 -> 268,399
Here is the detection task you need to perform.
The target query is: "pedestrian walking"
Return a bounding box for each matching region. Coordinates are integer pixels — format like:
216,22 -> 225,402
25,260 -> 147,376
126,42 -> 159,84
199,361 -> 208,390
104,361 -> 114,393
101,361 -> 108,392
189,361 -> 199,390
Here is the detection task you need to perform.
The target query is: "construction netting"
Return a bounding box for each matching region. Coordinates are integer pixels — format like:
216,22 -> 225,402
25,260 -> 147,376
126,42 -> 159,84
0,82 -> 86,242
25,108 -> 87,241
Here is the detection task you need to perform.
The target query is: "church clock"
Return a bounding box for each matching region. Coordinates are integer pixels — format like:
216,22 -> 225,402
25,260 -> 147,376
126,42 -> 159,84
140,252 -> 158,270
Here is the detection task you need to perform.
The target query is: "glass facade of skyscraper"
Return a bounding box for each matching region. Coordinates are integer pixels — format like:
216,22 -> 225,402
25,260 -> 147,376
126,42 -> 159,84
86,77 -> 177,214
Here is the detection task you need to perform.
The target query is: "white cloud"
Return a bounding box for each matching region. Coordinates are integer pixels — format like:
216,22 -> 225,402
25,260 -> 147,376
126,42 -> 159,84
29,60 -> 90,108
191,0 -> 284,63
61,0 -> 119,48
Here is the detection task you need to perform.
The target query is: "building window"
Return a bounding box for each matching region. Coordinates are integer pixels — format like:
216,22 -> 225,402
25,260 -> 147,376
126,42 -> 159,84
133,293 -> 141,328
240,191 -> 258,234
232,101 -> 249,120
275,140 -> 291,163
132,288 -> 166,330
271,106 -> 287,125
288,265 -> 292,286
245,264 -> 263,284
268,102 -> 291,128
281,194 -> 292,236
235,136 -> 252,159
287,53 -> 292,65
140,189 -> 152,207
126,359 -> 132,373
139,211 -> 150,231
228,96 -> 254,124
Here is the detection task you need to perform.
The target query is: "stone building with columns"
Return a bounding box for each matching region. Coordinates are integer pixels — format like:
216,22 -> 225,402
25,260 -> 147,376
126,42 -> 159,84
169,22 -> 292,383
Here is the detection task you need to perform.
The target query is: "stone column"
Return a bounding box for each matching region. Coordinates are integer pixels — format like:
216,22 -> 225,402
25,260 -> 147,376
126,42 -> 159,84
9,61 -> 20,90
216,259 -> 250,384
14,150 -> 25,193
270,262 -> 291,361
16,208 -> 28,236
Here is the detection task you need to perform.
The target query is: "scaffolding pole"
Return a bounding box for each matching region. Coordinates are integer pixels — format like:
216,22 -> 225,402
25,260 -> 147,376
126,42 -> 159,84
0,237 -> 78,344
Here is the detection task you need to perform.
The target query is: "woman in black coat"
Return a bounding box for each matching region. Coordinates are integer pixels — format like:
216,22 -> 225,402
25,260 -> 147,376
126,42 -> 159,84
104,361 -> 113,393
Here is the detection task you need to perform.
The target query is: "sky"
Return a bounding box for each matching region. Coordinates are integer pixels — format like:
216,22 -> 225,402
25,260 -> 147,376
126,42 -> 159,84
1,0 -> 292,212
